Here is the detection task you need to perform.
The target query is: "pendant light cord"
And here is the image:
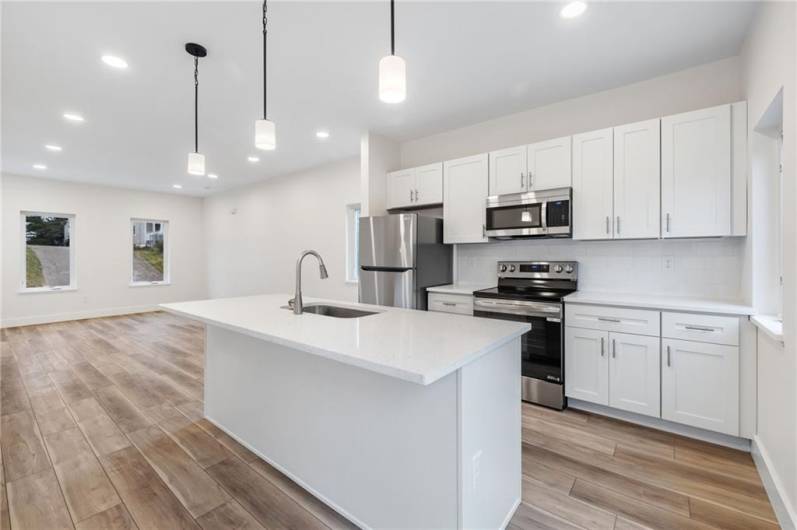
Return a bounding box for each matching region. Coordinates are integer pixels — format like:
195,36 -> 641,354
263,0 -> 268,120
193,56 -> 199,153
390,0 -> 395,56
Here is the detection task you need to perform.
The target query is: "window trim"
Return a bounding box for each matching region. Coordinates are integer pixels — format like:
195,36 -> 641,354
130,217 -> 171,287
19,211 -> 76,293
345,203 -> 361,284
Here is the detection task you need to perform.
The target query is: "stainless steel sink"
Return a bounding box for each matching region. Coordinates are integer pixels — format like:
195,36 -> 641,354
282,304 -> 378,318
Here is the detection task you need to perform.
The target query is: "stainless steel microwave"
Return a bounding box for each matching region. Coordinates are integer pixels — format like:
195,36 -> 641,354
485,187 -> 572,239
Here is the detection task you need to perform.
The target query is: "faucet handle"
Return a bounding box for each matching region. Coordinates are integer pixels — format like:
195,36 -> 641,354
288,298 -> 295,309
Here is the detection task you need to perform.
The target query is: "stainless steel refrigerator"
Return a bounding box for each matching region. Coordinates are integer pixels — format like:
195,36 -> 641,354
358,213 -> 452,310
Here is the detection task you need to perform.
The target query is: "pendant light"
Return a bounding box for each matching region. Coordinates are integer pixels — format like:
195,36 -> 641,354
255,0 -> 276,150
378,0 -> 406,103
185,42 -> 207,175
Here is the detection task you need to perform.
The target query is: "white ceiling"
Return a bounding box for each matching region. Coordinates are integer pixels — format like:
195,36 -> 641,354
1,1 -> 758,196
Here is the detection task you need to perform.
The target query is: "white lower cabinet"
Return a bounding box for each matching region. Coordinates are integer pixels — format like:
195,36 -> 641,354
609,332 -> 660,418
565,328 -> 609,405
428,292 -> 473,316
661,338 -> 739,436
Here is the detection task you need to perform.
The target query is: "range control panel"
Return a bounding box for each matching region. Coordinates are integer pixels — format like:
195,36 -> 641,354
497,261 -> 578,280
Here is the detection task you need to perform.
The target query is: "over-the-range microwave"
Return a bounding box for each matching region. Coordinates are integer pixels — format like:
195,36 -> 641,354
485,187 -> 572,239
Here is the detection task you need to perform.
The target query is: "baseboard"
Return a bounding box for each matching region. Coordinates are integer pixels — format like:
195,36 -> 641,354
568,399 -> 751,451
752,435 -> 797,530
0,305 -> 160,328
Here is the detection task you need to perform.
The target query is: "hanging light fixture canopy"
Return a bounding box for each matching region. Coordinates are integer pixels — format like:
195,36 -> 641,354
379,0 -> 406,104
255,0 -> 276,150
185,42 -> 207,176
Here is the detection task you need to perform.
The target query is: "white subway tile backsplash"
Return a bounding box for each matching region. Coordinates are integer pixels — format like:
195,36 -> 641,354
456,238 -> 744,301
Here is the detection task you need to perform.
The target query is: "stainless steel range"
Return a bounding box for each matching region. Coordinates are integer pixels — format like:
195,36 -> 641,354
473,261 -> 578,410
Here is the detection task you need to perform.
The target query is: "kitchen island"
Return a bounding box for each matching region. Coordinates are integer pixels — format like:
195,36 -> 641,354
161,294 -> 529,530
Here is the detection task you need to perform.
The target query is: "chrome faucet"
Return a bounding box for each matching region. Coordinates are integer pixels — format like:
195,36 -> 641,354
289,250 -> 328,314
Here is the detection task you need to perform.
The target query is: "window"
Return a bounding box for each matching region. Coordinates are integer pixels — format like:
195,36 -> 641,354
21,212 -> 75,291
131,219 -> 169,285
345,204 -> 361,283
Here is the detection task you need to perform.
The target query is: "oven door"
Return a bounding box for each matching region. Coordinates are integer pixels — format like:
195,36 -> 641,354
473,298 -> 563,385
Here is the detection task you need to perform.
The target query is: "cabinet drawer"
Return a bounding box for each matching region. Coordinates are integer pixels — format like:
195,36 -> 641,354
428,293 -> 473,315
662,312 -> 739,346
565,304 -> 660,336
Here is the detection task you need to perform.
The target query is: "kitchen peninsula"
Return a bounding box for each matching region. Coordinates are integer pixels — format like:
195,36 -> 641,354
161,294 -> 529,530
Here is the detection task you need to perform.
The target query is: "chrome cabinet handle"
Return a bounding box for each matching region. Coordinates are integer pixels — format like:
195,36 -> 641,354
409,190 -> 413,203
597,317 -> 621,323
521,172 -> 524,188
605,216 -> 610,234
414,189 -> 419,202
441,302 -> 457,307
616,216 -> 620,235
528,171 -> 533,189
482,224 -> 486,238
665,213 -> 671,233
600,336 -> 605,357
612,338 -> 616,358
666,345 -> 671,367
684,325 -> 715,332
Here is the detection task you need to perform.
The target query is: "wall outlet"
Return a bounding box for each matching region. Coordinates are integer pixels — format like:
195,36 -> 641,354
663,256 -> 674,271
472,450 -> 482,491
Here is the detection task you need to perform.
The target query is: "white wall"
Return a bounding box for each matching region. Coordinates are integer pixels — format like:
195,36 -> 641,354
741,2 -> 797,526
204,157 -> 360,302
399,57 -> 747,301
400,57 -> 743,168
457,238 -> 744,301
0,174 -> 206,327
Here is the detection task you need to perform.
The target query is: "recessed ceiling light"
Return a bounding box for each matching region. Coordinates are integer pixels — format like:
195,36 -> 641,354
247,156 -> 260,163
316,130 -> 330,139
560,1 -> 587,18
207,173 -> 219,179
33,164 -> 47,170
44,144 -> 63,152
63,112 -> 85,123
101,54 -> 128,69
173,184 -> 183,189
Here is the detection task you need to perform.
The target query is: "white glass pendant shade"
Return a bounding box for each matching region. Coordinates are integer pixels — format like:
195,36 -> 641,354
255,119 -> 276,150
378,54 -> 406,103
187,152 -> 205,175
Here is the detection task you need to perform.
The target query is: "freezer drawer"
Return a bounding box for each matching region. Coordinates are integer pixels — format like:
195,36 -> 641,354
359,269 -> 416,309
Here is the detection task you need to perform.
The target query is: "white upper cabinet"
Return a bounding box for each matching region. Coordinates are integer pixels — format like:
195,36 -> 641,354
613,119 -> 661,239
661,104 -> 731,238
608,332 -> 660,418
444,154 -> 489,244
573,128 -> 614,240
386,163 -> 443,210
489,146 -> 527,196
661,338 -> 739,436
414,163 -> 444,206
528,136 -> 572,191
386,169 -> 416,209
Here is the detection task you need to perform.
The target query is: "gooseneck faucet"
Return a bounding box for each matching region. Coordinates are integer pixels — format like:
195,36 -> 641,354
289,250 -> 328,314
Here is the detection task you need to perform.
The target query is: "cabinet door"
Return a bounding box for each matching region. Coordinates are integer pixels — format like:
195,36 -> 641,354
609,332 -> 660,418
661,104 -> 731,238
661,338 -> 739,436
414,162 -> 443,206
444,154 -> 489,244
386,169 -> 416,210
528,136 -> 572,191
565,327 -> 609,405
572,128 -> 614,240
614,119 -> 660,239
489,146 -> 527,196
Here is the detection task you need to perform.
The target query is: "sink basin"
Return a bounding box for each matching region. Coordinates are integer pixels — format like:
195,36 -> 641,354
282,304 -> 378,318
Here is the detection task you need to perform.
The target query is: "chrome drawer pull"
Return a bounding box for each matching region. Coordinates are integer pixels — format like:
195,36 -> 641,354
684,325 -> 715,332
441,302 -> 457,307
597,317 -> 621,323
600,336 -> 605,357
666,345 -> 671,367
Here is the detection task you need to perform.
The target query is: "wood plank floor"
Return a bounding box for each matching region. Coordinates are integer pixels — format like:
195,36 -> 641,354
0,312 -> 779,530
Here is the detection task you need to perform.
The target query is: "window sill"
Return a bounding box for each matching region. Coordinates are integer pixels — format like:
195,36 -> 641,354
130,281 -> 171,288
18,286 -> 77,294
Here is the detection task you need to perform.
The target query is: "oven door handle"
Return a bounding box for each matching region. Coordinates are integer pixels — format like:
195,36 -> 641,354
473,299 -> 562,319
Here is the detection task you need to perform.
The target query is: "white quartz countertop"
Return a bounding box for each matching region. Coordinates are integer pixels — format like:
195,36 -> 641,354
160,294 -> 529,386
751,314 -> 784,342
426,283 -> 493,295
564,291 -> 754,315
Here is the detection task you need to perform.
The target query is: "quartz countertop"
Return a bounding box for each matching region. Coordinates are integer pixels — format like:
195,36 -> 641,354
160,294 -> 529,385
564,291 -> 754,315
751,314 -> 783,342
427,283 -> 494,295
